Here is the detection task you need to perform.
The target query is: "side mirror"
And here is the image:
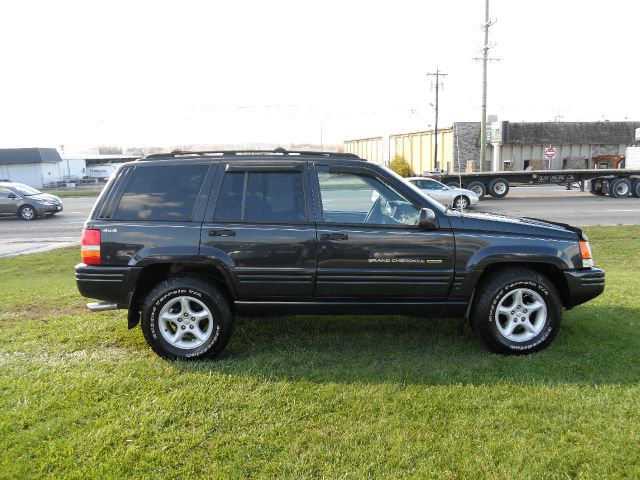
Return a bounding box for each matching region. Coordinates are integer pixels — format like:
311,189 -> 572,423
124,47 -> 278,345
7,193 -> 16,199
418,208 -> 438,230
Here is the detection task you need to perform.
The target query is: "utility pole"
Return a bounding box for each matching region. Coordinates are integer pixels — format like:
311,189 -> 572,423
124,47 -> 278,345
427,68 -> 447,171
474,0 -> 499,171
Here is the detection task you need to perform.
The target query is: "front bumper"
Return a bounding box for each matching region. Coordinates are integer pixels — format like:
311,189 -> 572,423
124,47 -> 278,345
563,267 -> 605,308
36,203 -> 63,215
75,263 -> 141,308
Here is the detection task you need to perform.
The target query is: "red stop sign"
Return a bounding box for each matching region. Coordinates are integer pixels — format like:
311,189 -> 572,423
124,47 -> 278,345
545,147 -> 556,159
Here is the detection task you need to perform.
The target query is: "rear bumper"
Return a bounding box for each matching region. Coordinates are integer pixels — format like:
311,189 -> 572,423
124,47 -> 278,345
75,263 -> 141,308
563,267 -> 605,308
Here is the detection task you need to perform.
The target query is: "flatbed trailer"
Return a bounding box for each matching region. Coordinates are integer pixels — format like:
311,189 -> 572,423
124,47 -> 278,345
429,169 -> 640,199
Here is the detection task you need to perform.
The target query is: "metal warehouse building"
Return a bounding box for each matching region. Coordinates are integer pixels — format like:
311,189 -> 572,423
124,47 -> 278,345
0,148 -> 86,189
345,121 -> 640,174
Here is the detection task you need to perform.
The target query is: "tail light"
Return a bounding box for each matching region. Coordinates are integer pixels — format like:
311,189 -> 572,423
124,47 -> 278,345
579,240 -> 594,268
81,229 -> 101,265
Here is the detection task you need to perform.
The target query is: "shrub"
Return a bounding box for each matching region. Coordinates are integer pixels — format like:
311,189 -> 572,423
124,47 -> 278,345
389,155 -> 414,178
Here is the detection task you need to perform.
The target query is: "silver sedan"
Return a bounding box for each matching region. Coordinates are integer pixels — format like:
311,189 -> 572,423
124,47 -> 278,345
406,177 -> 480,209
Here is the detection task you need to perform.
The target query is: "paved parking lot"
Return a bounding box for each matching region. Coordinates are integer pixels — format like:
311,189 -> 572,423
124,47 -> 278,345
479,185 -> 640,226
0,187 -> 639,257
0,197 -> 94,257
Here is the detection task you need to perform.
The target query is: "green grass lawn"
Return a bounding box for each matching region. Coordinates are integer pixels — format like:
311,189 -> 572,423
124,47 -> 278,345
1,226 -> 639,479
44,188 -> 103,198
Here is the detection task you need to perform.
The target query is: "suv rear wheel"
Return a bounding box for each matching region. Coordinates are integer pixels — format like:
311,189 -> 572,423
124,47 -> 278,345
470,267 -> 562,354
141,275 -> 234,360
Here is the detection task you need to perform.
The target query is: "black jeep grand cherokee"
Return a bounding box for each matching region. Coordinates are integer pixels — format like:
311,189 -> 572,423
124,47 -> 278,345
75,149 -> 604,359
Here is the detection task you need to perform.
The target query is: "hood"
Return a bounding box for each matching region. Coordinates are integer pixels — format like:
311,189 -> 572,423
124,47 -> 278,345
446,210 -> 583,240
30,193 -> 61,203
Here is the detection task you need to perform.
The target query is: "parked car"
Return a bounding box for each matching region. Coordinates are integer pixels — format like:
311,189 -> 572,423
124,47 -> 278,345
0,182 -> 63,220
75,149 -> 604,360
407,177 -> 479,209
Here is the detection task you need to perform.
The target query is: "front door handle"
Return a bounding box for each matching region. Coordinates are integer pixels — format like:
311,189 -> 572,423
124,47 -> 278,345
320,233 -> 349,241
208,229 -> 236,237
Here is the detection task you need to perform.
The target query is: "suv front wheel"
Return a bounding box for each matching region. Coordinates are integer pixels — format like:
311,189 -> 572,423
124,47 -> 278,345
141,275 -> 234,360
470,268 -> 562,354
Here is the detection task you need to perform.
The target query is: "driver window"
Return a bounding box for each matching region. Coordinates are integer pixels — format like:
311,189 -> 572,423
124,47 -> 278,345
317,168 -> 418,226
0,188 -> 12,198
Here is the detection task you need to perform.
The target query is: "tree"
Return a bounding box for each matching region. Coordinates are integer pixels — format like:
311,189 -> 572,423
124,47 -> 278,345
97,145 -> 123,155
389,155 -> 414,177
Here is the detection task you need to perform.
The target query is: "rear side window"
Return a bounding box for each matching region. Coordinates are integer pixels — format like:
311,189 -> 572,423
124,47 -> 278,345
214,171 -> 306,223
114,165 -> 208,221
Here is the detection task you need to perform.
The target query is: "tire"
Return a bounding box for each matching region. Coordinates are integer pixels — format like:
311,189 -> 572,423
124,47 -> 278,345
466,181 -> 486,200
610,178 -> 631,198
446,182 -> 461,188
19,205 -> 37,221
470,267 -> 562,355
632,179 -> 640,198
141,275 -> 234,360
488,178 -> 510,198
453,195 -> 470,209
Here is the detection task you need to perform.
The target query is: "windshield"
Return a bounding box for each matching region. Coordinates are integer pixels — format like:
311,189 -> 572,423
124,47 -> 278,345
11,183 -> 42,196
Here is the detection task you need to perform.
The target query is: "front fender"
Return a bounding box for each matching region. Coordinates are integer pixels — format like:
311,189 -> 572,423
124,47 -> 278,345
468,244 -> 574,271
449,234 -> 581,299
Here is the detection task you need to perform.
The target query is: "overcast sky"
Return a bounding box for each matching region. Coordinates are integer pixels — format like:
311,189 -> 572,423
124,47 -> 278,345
1,0 -> 638,151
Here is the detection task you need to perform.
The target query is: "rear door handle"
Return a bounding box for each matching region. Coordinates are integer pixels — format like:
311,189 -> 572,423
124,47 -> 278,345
208,229 -> 235,237
320,233 -> 349,241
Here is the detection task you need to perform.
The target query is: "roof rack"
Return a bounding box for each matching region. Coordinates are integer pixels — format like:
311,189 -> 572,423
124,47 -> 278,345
142,147 -> 361,160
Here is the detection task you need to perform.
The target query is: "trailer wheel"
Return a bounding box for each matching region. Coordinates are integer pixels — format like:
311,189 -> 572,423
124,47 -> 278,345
488,178 -> 510,198
610,178 -> 631,198
631,179 -> 640,198
467,181 -> 486,200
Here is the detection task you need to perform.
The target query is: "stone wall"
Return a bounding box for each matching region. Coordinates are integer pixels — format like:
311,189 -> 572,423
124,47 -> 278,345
452,122 -> 481,172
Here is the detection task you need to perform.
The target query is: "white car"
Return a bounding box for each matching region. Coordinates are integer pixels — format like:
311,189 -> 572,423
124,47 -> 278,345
407,177 -> 479,209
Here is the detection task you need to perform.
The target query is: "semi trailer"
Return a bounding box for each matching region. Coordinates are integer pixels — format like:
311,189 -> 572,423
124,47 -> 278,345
429,147 -> 640,200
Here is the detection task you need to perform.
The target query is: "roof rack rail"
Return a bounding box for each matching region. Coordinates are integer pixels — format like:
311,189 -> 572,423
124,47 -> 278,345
142,147 -> 361,160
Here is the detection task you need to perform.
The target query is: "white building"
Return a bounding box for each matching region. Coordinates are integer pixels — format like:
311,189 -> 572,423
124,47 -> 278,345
0,148 -> 86,188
